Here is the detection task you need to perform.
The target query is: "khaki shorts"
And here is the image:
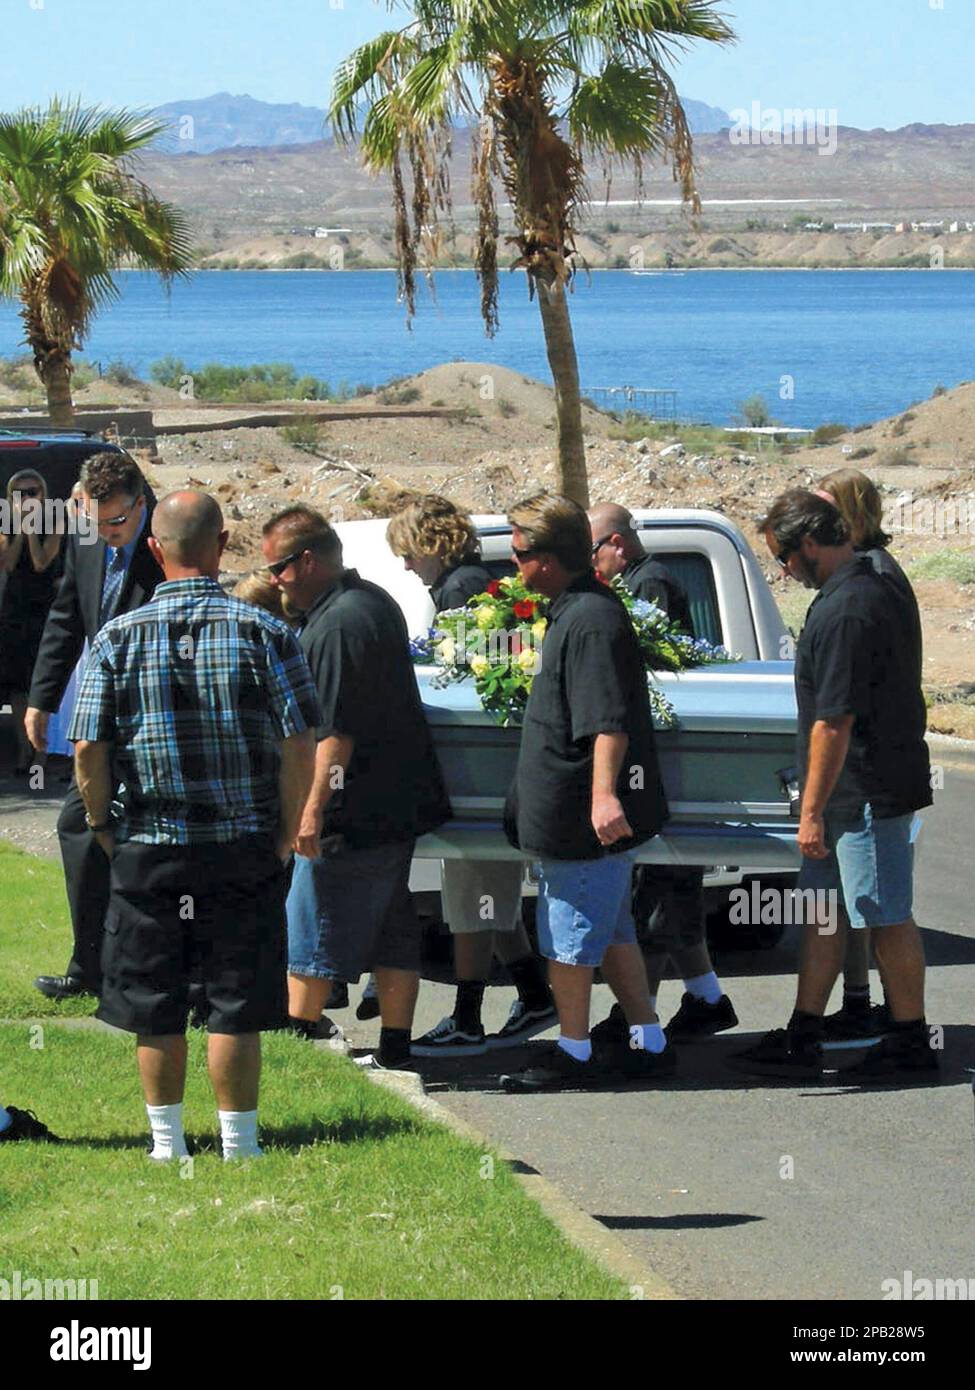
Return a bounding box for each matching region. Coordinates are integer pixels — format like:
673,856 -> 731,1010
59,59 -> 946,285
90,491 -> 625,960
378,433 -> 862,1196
441,860 -> 523,935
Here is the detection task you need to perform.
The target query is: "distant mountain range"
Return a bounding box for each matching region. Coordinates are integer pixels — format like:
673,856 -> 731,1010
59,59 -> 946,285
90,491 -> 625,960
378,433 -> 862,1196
152,91 -> 732,154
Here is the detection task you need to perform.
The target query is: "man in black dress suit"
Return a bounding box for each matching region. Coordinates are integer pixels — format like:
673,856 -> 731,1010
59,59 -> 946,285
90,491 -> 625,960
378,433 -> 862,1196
26,452 -> 163,999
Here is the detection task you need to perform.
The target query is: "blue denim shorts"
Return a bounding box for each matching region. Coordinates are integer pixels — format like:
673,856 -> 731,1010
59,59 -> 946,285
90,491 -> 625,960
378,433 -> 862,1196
286,838 -> 420,982
536,852 -> 637,967
797,805 -> 918,929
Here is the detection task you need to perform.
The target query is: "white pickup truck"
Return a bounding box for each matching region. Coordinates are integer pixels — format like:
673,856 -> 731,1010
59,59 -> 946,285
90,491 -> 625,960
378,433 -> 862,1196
335,508 -> 802,949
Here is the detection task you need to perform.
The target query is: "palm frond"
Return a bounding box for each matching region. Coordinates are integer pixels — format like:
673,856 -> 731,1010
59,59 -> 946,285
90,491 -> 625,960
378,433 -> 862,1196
330,31 -> 412,140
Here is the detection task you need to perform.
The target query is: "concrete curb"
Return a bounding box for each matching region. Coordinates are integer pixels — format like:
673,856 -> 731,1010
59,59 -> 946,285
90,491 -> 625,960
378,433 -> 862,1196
364,1067 -> 679,1300
927,732 -> 975,767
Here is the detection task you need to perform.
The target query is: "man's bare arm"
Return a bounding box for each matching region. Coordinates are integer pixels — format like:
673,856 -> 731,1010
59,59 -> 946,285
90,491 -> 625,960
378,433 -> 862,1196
294,733 -> 355,859
74,739 -> 115,856
799,715 -> 853,857
276,728 -> 316,860
592,730 -> 633,846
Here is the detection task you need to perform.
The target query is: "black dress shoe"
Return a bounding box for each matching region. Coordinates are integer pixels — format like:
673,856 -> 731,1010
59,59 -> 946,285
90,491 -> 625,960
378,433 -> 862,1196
33,975 -> 96,1000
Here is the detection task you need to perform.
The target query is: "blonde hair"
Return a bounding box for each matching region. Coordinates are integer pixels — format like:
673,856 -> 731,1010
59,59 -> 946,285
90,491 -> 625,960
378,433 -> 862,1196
819,468 -> 890,549
6,469 -> 47,504
386,494 -> 479,568
232,572 -> 299,626
508,491 -> 591,572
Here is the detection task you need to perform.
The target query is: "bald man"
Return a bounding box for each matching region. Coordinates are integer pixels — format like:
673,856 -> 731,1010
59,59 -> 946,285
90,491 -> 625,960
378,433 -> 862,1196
69,491 -> 321,1161
588,503 -> 694,634
588,503 -> 737,1044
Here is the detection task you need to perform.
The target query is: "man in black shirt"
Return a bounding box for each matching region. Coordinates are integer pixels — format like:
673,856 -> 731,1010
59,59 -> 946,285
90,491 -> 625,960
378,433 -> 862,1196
500,494 -> 672,1092
734,489 -> 934,1081
588,503 -> 737,1043
261,506 -> 450,1069
588,501 -> 694,636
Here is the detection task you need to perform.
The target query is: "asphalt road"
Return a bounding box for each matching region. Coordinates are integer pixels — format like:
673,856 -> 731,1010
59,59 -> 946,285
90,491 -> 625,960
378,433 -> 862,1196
349,745 -> 975,1301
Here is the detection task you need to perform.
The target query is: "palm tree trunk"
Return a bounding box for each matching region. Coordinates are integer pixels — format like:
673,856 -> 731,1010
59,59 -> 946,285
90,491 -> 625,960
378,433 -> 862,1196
535,278 -> 589,508
42,356 -> 75,428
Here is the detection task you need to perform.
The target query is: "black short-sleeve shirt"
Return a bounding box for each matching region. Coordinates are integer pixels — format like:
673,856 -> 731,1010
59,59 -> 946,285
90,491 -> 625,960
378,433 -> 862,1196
504,572 -> 668,860
621,553 -> 694,636
430,558 -> 494,614
300,569 -> 450,848
795,555 -> 931,819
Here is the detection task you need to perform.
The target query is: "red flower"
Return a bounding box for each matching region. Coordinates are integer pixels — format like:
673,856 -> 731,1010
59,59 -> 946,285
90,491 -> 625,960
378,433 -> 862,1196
486,580 -> 502,596
509,633 -> 523,655
513,599 -> 535,618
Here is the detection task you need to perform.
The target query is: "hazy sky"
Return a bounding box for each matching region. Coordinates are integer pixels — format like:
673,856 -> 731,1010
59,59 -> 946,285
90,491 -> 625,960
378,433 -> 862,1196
3,0 -> 972,130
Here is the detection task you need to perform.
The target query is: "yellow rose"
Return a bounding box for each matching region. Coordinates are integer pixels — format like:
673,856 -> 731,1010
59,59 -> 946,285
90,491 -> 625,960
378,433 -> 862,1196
531,619 -> 547,644
518,647 -> 539,673
474,604 -> 497,631
470,656 -> 490,678
436,636 -> 456,664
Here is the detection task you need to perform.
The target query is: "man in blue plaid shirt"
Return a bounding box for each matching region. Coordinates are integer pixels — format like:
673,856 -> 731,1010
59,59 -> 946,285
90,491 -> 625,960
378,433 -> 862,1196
69,491 -> 321,1162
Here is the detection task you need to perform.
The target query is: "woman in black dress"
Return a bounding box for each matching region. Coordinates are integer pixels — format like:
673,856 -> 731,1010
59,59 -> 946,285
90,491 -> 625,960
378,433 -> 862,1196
0,470 -> 64,772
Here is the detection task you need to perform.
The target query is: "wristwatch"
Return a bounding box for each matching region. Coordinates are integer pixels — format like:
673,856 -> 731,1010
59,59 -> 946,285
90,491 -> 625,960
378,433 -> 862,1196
84,814 -> 114,833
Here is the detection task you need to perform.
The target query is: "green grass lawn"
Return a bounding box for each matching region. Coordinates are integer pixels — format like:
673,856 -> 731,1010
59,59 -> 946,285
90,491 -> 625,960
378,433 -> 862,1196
0,844 -> 624,1300
0,842 -> 97,1019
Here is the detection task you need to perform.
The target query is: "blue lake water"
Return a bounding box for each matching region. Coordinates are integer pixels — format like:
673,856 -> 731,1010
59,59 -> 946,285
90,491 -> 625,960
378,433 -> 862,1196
1,268 -> 972,427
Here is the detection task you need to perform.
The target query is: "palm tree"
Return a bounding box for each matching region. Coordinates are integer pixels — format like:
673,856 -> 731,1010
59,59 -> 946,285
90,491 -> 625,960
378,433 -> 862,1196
0,101 -> 193,426
330,1 -> 734,505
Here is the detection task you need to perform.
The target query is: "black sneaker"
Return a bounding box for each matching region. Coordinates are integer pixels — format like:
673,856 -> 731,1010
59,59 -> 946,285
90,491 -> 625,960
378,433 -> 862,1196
411,1016 -> 487,1058
0,1106 -> 62,1143
605,1041 -> 678,1083
665,992 -> 738,1041
590,1002 -> 629,1051
728,1027 -> 824,1079
326,981 -> 349,1010
840,1030 -> 940,1084
486,998 -> 558,1049
353,1051 -> 416,1073
821,1002 -> 888,1050
356,980 -> 381,1021
286,1015 -> 344,1043
500,1042 -> 604,1093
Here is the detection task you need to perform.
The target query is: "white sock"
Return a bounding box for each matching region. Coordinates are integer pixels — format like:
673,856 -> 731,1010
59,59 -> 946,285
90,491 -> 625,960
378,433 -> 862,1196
630,1023 -> 667,1054
0,1105 -> 12,1134
685,971 -> 722,1005
557,1035 -> 592,1063
219,1109 -> 262,1160
146,1103 -> 188,1161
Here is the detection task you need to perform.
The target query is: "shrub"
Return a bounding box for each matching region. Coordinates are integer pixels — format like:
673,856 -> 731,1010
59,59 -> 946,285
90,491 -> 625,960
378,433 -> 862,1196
378,385 -> 422,405
849,446 -> 875,460
932,384 -> 947,397
891,412 -> 916,436
878,445 -> 914,467
811,422 -> 849,446
908,551 -> 975,585
279,420 -> 324,453
0,355 -> 36,391
150,355 -> 187,389
103,359 -> 141,387
497,398 -> 517,418
606,220 -> 621,234
737,393 -> 771,428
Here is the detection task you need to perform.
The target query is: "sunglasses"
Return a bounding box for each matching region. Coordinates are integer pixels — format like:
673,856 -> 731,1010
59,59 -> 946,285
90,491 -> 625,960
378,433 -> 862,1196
16,487 -> 41,499
264,548 -> 305,578
511,545 -> 537,562
774,545 -> 798,571
82,497 -> 141,529
591,534 -> 614,557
